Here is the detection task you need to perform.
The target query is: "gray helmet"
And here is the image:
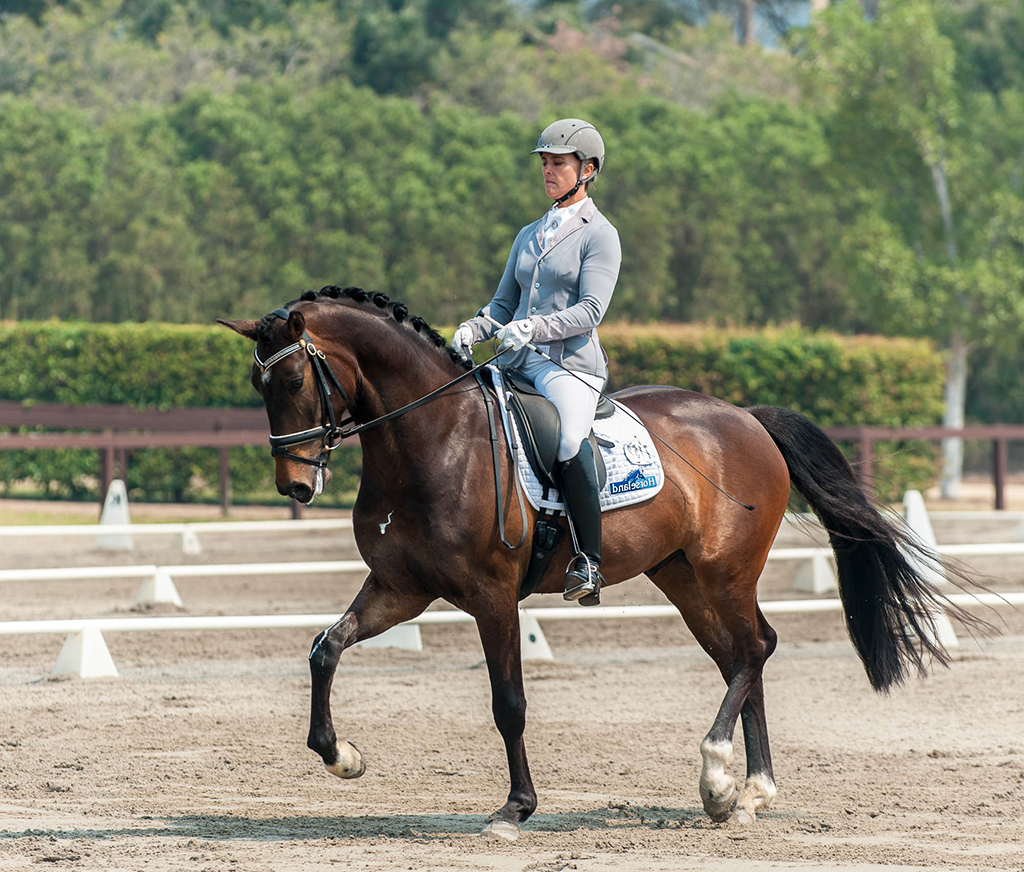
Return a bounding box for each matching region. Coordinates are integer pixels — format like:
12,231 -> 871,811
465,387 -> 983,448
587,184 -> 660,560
530,118 -> 605,176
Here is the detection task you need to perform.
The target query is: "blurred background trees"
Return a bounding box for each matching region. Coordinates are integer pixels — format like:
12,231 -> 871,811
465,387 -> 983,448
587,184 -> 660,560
2,0 -> 1024,472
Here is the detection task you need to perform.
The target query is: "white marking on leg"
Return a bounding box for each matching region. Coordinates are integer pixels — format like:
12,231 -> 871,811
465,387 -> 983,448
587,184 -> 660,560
309,618 -> 345,662
736,772 -> 777,817
699,737 -> 737,820
379,511 -> 393,534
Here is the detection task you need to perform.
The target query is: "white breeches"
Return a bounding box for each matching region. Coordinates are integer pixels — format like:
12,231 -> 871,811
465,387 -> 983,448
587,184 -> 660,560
518,354 -> 605,461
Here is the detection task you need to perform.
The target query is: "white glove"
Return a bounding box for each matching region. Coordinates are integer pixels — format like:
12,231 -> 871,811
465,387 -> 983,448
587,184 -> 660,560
496,319 -> 536,351
452,323 -> 475,359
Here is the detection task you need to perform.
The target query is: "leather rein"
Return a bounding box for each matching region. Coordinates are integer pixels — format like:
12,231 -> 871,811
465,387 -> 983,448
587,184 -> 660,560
254,310 -> 524,549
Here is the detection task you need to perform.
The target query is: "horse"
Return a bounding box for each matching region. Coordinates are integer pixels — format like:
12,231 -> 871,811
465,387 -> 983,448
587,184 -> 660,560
219,284 -> 976,840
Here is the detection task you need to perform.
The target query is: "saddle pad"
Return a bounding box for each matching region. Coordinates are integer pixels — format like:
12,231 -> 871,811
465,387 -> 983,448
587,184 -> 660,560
488,366 -> 665,513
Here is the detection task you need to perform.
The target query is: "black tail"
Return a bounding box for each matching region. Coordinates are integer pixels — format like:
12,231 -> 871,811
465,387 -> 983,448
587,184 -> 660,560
748,405 -> 977,693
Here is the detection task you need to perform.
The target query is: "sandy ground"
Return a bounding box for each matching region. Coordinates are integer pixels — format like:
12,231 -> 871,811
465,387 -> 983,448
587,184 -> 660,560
1,500 -> 1023,871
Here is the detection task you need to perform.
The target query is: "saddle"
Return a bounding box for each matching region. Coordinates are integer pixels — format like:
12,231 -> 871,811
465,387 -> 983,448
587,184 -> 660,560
500,367 -> 614,491
495,367 -> 616,602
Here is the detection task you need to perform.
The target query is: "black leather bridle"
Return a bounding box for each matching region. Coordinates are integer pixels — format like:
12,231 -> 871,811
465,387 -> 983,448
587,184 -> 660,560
255,306 -> 509,470
254,307 -> 352,469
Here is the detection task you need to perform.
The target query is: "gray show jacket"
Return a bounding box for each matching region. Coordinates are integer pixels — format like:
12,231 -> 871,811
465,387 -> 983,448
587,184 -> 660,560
464,198 -> 621,379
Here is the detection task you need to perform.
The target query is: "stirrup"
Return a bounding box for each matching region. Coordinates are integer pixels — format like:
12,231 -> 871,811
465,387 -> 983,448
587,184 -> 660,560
563,555 -> 603,604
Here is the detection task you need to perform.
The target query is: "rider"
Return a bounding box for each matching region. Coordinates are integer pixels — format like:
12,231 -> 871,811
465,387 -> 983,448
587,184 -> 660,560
452,118 -> 621,605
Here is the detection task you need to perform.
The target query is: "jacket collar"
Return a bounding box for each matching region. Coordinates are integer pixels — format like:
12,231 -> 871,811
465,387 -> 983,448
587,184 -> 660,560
534,197 -> 597,252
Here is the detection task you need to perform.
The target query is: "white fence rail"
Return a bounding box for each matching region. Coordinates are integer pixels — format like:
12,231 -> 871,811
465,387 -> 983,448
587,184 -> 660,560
2,593 -> 1021,679
3,497 -> 1023,679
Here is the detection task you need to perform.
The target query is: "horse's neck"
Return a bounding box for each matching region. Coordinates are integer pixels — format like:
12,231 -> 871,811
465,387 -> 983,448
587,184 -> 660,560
344,324 -> 477,494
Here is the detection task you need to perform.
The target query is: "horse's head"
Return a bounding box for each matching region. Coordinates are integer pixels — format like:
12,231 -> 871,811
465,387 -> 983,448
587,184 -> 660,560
222,285 -> 474,506
219,303 -> 353,504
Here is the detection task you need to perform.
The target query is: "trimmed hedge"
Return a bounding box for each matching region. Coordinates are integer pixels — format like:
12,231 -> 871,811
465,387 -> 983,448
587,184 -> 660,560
0,320 -> 944,504
600,324 -> 945,501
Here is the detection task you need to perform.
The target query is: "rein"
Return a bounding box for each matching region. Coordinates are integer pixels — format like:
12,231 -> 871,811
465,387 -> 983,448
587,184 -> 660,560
256,307 -> 509,466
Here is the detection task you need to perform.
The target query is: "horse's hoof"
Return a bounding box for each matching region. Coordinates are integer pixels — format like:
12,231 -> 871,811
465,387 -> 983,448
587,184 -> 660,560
700,780 -> 737,821
324,741 -> 365,779
728,808 -> 756,826
481,819 -> 520,842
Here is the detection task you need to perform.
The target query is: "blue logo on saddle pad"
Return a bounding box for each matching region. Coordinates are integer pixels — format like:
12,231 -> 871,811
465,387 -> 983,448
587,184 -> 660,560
609,467 -> 659,495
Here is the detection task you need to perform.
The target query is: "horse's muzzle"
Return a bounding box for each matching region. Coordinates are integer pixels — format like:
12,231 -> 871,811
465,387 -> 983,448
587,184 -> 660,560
278,464 -> 332,503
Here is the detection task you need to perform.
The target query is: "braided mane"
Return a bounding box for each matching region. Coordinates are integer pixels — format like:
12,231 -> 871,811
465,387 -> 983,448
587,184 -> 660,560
260,285 -> 472,371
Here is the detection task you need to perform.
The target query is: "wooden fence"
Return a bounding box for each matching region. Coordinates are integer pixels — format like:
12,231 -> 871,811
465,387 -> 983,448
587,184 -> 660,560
1,401 -> 1023,512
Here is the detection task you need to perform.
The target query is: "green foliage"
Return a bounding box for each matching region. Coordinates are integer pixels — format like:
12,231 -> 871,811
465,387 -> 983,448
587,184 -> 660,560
601,323 -> 945,500
0,320 -> 943,504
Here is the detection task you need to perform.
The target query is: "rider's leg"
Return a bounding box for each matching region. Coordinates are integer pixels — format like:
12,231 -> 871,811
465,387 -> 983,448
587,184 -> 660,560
528,362 -> 606,604
558,438 -> 606,603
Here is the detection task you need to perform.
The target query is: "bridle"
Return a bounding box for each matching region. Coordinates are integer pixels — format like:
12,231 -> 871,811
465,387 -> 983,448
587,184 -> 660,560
255,306 -> 508,470
254,308 -> 352,469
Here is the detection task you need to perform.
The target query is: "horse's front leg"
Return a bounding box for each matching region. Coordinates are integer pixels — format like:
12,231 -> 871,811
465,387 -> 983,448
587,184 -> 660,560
307,571 -> 431,779
474,607 -> 537,842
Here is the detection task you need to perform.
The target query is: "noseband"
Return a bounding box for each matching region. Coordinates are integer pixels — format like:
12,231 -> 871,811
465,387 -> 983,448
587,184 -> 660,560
254,308 -> 353,469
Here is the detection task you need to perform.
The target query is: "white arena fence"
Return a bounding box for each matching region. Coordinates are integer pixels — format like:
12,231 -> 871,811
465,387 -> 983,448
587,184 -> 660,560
2,498 -> 1023,678
1,593 -> 1022,679
0,517 -> 353,555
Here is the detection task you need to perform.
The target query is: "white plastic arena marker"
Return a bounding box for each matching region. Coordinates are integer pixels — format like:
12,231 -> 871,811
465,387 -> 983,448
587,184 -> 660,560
791,552 -> 838,595
519,610 -> 553,661
181,524 -> 202,556
903,490 -> 946,587
134,568 -> 184,608
902,490 -> 958,649
95,479 -> 134,551
354,624 -> 423,652
52,626 -> 119,679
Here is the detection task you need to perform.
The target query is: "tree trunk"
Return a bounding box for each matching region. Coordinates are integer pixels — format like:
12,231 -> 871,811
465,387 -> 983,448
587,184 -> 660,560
738,0 -> 754,45
929,154 -> 965,500
940,330 -> 967,499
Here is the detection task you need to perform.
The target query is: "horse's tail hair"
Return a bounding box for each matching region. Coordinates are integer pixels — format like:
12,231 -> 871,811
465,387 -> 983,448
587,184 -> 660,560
747,405 -> 984,693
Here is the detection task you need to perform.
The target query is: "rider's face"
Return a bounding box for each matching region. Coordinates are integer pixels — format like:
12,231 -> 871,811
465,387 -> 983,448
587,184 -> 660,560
539,152 -> 592,206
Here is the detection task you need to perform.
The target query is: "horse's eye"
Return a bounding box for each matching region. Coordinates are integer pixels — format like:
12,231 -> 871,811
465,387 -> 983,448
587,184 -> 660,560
288,377 -> 304,394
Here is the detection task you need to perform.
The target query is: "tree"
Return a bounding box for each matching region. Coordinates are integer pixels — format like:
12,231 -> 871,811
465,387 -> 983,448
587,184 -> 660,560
795,0 -> 1024,497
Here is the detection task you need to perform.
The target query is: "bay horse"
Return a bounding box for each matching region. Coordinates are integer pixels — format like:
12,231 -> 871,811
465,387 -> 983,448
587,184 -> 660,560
220,285 -> 973,840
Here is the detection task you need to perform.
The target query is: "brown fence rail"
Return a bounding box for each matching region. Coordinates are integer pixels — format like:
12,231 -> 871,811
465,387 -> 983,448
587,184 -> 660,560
1,401 -> 1023,511
0,401 -> 351,517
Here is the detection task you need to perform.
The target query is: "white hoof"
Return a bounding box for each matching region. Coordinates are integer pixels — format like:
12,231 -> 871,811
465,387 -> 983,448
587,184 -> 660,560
481,819 -> 520,842
728,808 -> 756,826
700,777 -> 737,821
324,741 -> 365,779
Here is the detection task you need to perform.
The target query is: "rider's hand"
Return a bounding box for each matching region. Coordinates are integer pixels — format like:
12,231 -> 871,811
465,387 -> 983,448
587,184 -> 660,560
452,323 -> 475,359
496,319 -> 535,352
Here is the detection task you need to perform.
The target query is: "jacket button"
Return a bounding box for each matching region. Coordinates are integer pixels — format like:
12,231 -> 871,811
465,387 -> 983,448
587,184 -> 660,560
530,307 -> 537,313
534,282 -> 540,289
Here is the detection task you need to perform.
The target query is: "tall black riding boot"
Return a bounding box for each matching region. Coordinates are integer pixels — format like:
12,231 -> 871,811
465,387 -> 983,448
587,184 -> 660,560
559,439 -> 605,606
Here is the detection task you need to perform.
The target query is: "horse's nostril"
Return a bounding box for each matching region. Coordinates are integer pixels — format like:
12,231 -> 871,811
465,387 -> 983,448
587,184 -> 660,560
289,482 -> 313,504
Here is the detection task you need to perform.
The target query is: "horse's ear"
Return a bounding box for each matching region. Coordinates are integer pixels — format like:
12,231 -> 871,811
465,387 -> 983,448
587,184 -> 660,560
217,318 -> 258,341
287,310 -> 306,339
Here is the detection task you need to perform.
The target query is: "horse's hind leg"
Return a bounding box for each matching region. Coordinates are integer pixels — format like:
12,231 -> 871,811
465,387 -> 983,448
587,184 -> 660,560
648,555 -> 778,823
307,571 -> 432,779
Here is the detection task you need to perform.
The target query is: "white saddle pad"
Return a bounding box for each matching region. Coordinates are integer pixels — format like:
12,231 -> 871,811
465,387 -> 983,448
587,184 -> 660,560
488,366 -> 665,513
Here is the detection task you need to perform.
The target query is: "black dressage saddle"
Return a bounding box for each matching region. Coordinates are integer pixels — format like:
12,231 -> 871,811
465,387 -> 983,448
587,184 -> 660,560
499,367 -> 614,492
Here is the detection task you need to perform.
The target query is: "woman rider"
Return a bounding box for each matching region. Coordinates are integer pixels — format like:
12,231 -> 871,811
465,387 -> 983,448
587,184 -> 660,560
452,118 -> 621,606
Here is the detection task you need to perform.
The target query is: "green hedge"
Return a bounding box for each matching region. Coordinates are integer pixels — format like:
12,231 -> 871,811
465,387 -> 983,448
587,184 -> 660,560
0,320 -> 944,504
599,324 -> 945,501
